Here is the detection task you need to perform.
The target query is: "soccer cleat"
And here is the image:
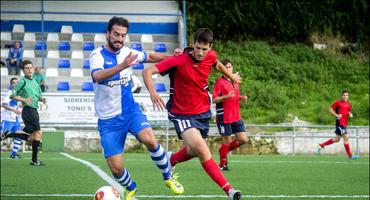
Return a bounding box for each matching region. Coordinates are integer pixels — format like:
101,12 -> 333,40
165,178 -> 184,195
0,130 -> 10,141
317,144 -> 323,155
349,155 -> 359,160
123,188 -> 137,200
228,189 -> 242,200
30,160 -> 45,166
166,151 -> 176,175
10,154 -> 22,159
220,165 -> 230,171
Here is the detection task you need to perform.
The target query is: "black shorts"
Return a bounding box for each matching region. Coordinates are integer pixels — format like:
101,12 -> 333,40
335,125 -> 348,135
168,110 -> 211,139
217,120 -> 246,136
22,106 -> 40,134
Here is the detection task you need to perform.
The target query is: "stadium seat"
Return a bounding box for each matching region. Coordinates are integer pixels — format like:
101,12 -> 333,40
1,67 -> 9,76
94,34 -> 106,42
83,42 -> 95,51
83,60 -> 90,69
131,43 -> 142,51
70,68 -> 83,77
45,68 -> 58,77
47,33 -> 59,42
82,82 -> 94,91
34,41 -> 47,50
1,32 -> 11,41
23,50 -> 35,58
71,33 -> 84,42
57,81 -> 70,91
61,25 -> 73,34
1,49 -> 9,58
132,63 -> 144,70
12,24 -> 25,33
154,43 -> 167,52
59,42 -> 71,51
125,34 -> 130,43
155,83 -> 166,92
23,33 -> 36,42
71,51 -> 84,59
47,50 -> 60,59
141,34 -> 153,43
58,59 -> 70,68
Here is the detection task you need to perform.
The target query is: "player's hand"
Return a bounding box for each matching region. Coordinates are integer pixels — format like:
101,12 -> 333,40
349,113 -> 353,118
240,95 -> 248,102
336,114 -> 342,119
14,110 -> 21,115
121,52 -> 139,69
226,91 -> 236,98
150,93 -> 166,111
173,48 -> 182,56
231,72 -> 241,83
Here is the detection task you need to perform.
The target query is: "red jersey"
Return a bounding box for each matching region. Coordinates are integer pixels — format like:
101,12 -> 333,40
213,76 -> 241,124
331,100 -> 352,126
155,48 -> 217,115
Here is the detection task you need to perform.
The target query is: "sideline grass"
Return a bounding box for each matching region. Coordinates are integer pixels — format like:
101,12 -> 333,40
1,152 -> 369,200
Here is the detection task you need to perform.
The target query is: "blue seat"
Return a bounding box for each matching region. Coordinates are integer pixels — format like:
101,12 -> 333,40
83,42 -> 95,51
131,43 -> 142,51
58,59 -> 70,68
155,83 -> 166,92
34,41 -> 47,50
132,63 -> 144,70
57,82 -> 70,91
83,60 -> 89,69
154,43 -> 167,52
82,82 -> 94,91
58,42 -> 70,51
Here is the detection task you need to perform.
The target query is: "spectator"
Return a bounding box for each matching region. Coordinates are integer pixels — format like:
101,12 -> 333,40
6,41 -> 23,75
33,66 -> 47,92
131,74 -> 142,93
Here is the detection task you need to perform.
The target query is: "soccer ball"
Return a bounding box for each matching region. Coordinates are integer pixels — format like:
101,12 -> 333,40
94,186 -> 121,200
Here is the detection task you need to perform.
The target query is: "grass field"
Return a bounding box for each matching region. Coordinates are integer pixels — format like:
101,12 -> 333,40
1,152 -> 369,200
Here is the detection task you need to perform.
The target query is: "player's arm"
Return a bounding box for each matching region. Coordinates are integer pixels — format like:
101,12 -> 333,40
1,104 -> 20,115
10,79 -> 32,105
146,52 -> 171,63
329,106 -> 341,118
142,65 -> 165,110
215,61 -> 241,83
239,95 -> 248,102
213,92 -> 236,103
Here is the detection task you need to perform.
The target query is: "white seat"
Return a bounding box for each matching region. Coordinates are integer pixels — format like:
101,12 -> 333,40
23,33 -> 36,42
71,50 -> 84,59
23,50 -> 35,58
141,34 -> 153,43
70,68 -> 83,77
94,34 -> 106,42
47,33 -> 59,42
12,24 -> 25,33
1,67 -> 9,76
152,74 -> 158,79
1,49 -> 9,58
1,32 -> 11,41
125,34 -> 130,43
47,50 -> 60,59
45,68 -> 58,77
61,25 -> 73,34
71,33 -> 84,42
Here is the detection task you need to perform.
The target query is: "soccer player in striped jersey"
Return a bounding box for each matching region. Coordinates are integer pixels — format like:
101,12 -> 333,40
213,59 -> 248,171
143,28 -> 243,200
317,90 -> 359,160
1,77 -> 23,159
89,16 -> 183,200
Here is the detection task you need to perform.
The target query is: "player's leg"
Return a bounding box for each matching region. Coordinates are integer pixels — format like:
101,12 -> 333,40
342,131 -> 358,159
219,135 -> 232,170
318,126 -> 342,154
229,120 -> 248,152
10,122 -> 23,158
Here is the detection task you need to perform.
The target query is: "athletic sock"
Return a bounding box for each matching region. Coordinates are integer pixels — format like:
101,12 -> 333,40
201,158 -> 232,194
170,146 -> 194,167
11,138 -> 22,156
344,143 -> 353,157
7,133 -> 29,141
113,168 -> 137,191
148,142 -> 171,180
320,139 -> 334,148
31,140 -> 40,162
228,140 -> 240,152
219,143 -> 229,166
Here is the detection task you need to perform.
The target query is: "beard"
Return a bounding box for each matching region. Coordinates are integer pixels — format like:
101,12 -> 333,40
108,37 -> 123,52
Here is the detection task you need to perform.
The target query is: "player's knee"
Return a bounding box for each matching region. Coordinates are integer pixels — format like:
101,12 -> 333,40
238,137 -> 248,145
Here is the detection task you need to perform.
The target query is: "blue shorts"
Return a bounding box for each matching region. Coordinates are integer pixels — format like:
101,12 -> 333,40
217,120 -> 246,136
168,110 -> 211,139
335,125 -> 348,135
1,120 -> 22,133
98,109 -> 151,158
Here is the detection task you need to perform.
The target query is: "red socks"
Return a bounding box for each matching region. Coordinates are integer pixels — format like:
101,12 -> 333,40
202,158 -> 232,194
170,146 -> 194,166
229,140 -> 240,151
344,143 -> 352,157
219,143 -> 229,166
320,139 -> 334,148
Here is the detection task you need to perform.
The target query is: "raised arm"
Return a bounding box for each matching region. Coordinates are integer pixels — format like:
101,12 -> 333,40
215,61 -> 241,83
142,65 -> 165,110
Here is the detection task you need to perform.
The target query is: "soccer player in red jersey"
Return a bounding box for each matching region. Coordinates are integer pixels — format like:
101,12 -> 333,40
213,59 -> 248,171
143,28 -> 242,200
317,90 -> 359,159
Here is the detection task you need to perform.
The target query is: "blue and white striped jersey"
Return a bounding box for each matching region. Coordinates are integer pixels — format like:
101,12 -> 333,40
1,90 -> 19,122
89,46 -> 147,119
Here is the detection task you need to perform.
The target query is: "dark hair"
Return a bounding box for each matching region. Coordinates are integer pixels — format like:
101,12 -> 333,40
107,16 -> 129,32
10,77 -> 18,84
342,90 -> 349,94
193,28 -> 213,45
20,60 -> 33,70
221,59 -> 232,66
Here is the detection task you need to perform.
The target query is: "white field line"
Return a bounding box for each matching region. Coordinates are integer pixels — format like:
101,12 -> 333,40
1,193 -> 369,199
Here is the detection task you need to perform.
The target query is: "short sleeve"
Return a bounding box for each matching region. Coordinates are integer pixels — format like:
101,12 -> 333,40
155,56 -> 179,74
89,51 -> 104,74
212,79 -> 223,98
331,101 -> 338,109
130,49 -> 147,63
